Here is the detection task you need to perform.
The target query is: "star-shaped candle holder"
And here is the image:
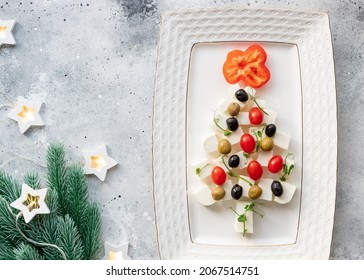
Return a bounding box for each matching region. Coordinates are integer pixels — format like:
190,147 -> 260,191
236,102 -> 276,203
103,242 -> 130,260
83,144 -> 118,181
0,20 -> 16,48
10,183 -> 50,223
7,97 -> 44,133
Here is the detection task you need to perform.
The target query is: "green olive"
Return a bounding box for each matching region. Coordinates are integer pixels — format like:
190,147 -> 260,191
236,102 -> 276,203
227,102 -> 241,116
211,186 -> 226,200
218,139 -> 232,154
260,137 -> 273,151
248,185 -> 262,200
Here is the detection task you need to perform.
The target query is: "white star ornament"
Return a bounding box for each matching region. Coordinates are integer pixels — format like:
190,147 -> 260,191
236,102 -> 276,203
83,144 -> 118,181
103,242 -> 130,260
7,97 -> 44,133
0,20 -> 16,48
10,183 -> 50,223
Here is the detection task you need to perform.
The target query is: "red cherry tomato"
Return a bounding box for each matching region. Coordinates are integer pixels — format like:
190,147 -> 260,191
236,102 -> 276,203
268,155 -> 284,173
211,166 -> 227,185
249,107 -> 263,125
247,160 -> 263,181
240,134 -> 256,153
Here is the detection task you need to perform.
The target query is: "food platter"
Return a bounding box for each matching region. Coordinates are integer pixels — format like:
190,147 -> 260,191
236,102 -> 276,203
153,8 -> 337,259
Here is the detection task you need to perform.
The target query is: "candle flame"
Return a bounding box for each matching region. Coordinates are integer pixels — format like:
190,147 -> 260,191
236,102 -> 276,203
22,194 -> 40,212
18,106 -> 35,123
0,26 -> 6,39
90,154 -> 107,171
108,251 -> 124,260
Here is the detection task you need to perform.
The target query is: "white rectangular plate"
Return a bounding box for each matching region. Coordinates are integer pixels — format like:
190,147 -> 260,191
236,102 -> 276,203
153,8 -> 337,259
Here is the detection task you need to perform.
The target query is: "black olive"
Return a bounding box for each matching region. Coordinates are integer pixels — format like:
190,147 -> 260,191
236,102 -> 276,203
271,180 -> 283,197
235,89 -> 249,102
231,184 -> 243,200
226,117 -> 239,131
265,124 -> 277,137
228,155 -> 240,168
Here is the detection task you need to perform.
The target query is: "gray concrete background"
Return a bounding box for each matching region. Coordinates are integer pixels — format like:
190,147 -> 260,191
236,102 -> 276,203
0,0 -> 362,260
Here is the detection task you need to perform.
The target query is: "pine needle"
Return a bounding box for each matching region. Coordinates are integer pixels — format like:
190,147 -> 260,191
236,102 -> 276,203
13,243 -> 44,260
0,171 -> 21,203
56,215 -> 84,260
64,165 -> 88,228
24,173 -> 42,190
0,234 -> 15,260
46,143 -> 67,215
81,202 -> 102,260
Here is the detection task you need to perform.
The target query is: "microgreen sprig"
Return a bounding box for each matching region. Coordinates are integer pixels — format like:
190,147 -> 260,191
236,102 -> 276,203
195,163 -> 209,175
251,125 -> 266,153
213,113 -> 231,136
230,203 -> 264,236
221,155 -> 252,187
279,153 -> 295,181
248,93 -> 269,116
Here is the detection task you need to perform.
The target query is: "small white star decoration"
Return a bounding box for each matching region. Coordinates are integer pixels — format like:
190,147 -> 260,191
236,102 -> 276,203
0,20 -> 16,48
10,183 -> 50,223
7,97 -> 44,133
83,144 -> 118,181
103,242 -> 130,260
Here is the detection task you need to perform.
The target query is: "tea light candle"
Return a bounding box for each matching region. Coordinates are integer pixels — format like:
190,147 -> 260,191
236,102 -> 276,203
83,144 -> 118,181
0,20 -> 16,48
103,242 -> 130,260
10,184 -> 50,223
7,97 -> 44,133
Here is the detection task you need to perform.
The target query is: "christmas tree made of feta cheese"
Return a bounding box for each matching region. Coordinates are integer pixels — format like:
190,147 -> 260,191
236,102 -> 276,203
193,45 -> 296,236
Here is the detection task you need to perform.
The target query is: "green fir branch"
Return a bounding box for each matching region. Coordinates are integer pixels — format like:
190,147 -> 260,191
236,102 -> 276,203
81,203 -> 102,260
64,165 -> 88,229
47,143 -> 67,215
0,171 -> 21,203
13,243 -> 44,260
0,233 -> 15,260
24,173 -> 42,190
63,165 -> 102,259
56,215 -> 85,260
0,196 -> 23,244
36,215 -> 65,260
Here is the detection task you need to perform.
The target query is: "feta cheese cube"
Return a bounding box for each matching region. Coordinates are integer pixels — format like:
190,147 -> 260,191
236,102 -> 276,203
234,151 -> 249,169
204,134 -> 219,155
225,127 -> 243,150
228,84 -> 241,97
274,182 -> 297,204
216,99 -> 233,117
263,109 -> 277,124
234,201 -> 253,234
256,178 -> 273,201
194,185 -> 215,206
212,156 -> 229,172
236,112 -> 250,125
274,131 -> 291,150
255,99 -> 266,108
211,114 -> 228,136
257,150 -> 274,167
192,159 -> 213,180
244,86 -> 256,97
